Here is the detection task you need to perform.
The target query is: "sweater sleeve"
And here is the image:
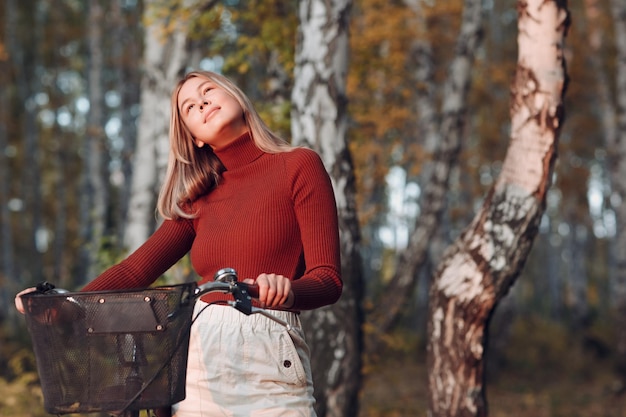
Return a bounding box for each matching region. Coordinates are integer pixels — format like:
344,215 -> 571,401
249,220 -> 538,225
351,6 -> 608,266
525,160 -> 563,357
82,219 -> 196,292
285,148 -> 343,310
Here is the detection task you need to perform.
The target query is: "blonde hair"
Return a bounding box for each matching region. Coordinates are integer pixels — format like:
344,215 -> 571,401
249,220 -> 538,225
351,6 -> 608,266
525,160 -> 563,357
157,71 -> 293,220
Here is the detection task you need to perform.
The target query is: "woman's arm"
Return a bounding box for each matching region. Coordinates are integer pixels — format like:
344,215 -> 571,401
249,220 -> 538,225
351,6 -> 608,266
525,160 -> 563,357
286,148 -> 343,310
82,219 -> 196,291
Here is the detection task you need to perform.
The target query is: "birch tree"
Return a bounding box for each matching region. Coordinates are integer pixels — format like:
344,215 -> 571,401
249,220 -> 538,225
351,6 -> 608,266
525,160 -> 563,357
78,0 -> 107,281
290,1 -> 363,415
427,1 -> 570,416
122,0 -> 189,252
368,0 -> 484,351
109,0 -> 141,249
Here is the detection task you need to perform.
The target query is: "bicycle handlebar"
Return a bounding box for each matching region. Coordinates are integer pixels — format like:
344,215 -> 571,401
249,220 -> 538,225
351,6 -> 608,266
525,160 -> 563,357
29,268 -> 290,327
195,268 -> 290,329
195,280 -> 259,299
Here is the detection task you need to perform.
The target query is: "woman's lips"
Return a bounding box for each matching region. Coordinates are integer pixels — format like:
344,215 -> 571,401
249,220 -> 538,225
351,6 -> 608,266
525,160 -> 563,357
204,106 -> 219,121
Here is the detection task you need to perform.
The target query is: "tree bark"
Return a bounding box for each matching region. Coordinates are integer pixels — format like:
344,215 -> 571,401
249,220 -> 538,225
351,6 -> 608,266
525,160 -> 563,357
0,6 -> 16,319
427,1 -> 570,416
291,1 -> 363,416
565,218 -> 589,327
368,0 -> 484,351
584,0 -> 617,148
123,0 -> 188,252
110,0 -> 141,251
12,0 -> 44,284
78,0 -> 108,282
608,0 -> 626,386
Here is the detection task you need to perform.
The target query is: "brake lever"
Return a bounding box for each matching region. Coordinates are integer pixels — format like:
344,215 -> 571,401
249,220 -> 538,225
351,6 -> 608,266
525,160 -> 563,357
213,268 -> 292,331
250,307 -> 293,331
226,301 -> 293,330
229,283 -> 255,315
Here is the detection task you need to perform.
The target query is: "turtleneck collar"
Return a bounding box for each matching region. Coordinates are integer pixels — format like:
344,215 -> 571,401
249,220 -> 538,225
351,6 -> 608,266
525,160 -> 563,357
212,131 -> 264,170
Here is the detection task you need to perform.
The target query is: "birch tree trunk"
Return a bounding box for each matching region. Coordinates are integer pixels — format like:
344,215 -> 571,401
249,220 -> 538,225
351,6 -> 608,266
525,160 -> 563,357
608,0 -> 626,387
368,0 -> 484,351
78,0 -> 108,282
291,1 -> 363,415
427,1 -> 570,416
123,0 -> 188,251
110,0 -> 141,250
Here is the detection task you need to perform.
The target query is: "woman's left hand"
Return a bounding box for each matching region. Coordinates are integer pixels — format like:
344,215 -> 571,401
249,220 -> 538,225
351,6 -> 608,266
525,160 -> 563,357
15,287 -> 37,314
245,273 -> 294,309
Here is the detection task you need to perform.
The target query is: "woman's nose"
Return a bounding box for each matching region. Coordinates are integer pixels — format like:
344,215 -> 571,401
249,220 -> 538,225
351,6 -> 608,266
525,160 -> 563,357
199,100 -> 209,110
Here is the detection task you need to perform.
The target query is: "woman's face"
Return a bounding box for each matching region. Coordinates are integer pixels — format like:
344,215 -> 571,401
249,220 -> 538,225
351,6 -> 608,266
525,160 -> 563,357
177,76 -> 248,150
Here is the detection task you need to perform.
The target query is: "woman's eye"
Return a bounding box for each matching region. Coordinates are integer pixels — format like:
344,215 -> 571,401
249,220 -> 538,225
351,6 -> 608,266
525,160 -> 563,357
204,87 -> 212,94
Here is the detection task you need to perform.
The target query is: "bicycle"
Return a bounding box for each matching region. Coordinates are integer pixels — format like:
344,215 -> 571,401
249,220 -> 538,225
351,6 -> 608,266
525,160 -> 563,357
20,268 -> 293,417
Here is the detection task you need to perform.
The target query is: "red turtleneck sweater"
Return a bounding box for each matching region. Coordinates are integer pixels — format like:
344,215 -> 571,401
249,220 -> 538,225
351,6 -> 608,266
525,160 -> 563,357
82,133 -> 342,310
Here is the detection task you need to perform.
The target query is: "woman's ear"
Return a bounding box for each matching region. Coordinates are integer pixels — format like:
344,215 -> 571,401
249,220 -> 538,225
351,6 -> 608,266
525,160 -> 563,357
195,139 -> 205,148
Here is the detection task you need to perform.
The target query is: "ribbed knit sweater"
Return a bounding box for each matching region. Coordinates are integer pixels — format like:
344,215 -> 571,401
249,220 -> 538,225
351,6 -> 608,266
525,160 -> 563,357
82,133 -> 342,310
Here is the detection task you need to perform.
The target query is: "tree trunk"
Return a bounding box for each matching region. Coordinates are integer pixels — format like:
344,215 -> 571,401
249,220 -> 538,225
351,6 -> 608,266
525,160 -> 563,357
291,1 -> 363,416
53,123 -> 70,287
566,218 -> 589,327
426,1 -> 570,416
78,0 -> 108,282
13,0 -> 44,284
110,0 -> 141,250
368,0 -> 484,351
123,0 -> 188,252
0,15 -> 16,319
583,0 -> 617,148
608,0 -> 626,386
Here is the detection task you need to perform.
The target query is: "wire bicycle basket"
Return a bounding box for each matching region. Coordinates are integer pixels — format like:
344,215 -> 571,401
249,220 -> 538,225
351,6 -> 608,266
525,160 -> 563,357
21,282 -> 198,415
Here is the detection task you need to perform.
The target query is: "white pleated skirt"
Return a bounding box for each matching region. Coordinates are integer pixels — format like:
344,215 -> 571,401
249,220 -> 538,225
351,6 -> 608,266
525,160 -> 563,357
172,302 -> 316,417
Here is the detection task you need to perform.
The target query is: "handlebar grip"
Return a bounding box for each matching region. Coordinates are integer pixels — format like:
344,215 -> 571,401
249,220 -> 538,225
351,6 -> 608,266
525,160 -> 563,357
241,283 -> 259,299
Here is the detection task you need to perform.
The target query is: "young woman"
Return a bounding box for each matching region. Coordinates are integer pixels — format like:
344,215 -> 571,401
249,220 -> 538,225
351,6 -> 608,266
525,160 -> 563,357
17,71 -> 342,416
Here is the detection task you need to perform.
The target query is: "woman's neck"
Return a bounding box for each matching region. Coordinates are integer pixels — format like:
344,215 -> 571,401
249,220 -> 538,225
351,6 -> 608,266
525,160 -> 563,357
212,131 -> 263,170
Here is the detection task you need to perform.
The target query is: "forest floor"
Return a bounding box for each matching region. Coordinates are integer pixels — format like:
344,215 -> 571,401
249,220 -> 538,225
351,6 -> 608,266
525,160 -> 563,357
3,315 -> 625,416
359,353 -> 626,417
359,317 -> 626,417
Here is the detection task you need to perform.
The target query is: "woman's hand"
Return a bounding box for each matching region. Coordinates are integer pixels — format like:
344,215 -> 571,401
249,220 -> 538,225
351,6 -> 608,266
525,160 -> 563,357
245,273 -> 293,309
14,287 -> 37,314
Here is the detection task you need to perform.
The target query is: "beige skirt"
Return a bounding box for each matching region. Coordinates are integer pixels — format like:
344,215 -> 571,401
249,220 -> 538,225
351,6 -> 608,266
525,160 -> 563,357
172,302 -> 316,417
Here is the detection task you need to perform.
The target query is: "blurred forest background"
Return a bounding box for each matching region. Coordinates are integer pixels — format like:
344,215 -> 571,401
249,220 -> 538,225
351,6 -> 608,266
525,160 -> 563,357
0,0 -> 624,416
